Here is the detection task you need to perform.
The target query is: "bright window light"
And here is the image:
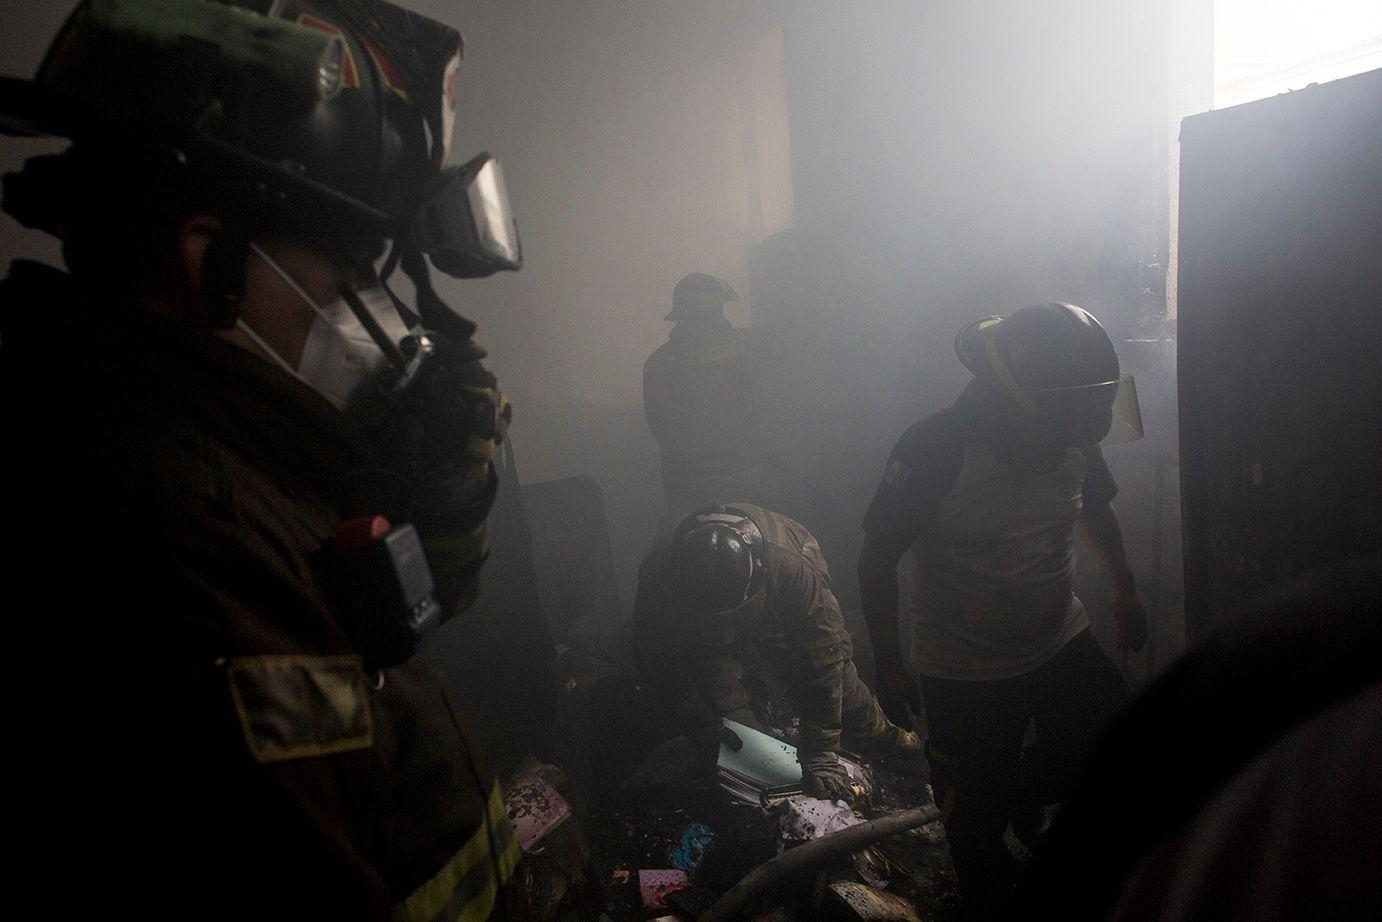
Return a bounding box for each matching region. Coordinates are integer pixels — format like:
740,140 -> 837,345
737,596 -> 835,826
1215,0 -> 1382,107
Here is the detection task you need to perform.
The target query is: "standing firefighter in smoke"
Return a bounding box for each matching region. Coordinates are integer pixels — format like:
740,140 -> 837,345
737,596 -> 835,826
643,272 -> 785,514
635,503 -> 923,800
858,304 -> 1148,919
1,0 -> 524,917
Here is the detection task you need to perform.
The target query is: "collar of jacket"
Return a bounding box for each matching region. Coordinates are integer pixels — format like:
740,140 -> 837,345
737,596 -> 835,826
668,314 -> 733,341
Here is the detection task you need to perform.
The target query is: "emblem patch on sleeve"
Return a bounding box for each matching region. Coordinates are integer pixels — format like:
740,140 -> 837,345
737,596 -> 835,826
883,458 -> 913,488
226,655 -> 374,763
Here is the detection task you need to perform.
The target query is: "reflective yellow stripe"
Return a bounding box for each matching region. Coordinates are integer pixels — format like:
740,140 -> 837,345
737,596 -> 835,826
456,834 -> 523,922
390,781 -> 518,922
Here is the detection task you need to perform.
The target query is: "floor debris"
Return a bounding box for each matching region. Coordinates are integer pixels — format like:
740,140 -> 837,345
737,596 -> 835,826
778,795 -> 866,841
638,869 -> 690,911
505,765 -> 573,853
825,879 -> 924,922
668,822 -> 718,871
553,656 -> 963,920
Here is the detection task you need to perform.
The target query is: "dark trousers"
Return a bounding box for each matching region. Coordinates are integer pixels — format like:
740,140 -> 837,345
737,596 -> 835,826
919,630 -> 1130,919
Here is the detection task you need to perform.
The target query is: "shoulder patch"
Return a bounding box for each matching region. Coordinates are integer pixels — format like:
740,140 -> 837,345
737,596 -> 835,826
883,458 -> 913,488
227,655 -> 374,763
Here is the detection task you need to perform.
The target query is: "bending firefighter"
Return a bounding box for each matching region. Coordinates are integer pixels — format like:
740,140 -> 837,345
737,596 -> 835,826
3,1 -> 523,918
635,503 -> 922,801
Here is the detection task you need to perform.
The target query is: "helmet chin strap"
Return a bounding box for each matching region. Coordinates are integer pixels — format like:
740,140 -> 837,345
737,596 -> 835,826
399,243 -> 476,341
337,283 -> 409,372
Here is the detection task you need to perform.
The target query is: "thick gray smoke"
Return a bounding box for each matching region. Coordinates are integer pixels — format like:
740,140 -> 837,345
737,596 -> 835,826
1,0 -> 1198,679
416,0 -> 1193,678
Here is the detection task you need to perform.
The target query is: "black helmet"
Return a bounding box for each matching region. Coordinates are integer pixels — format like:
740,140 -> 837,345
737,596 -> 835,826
668,508 -> 766,612
956,302 -> 1121,445
0,0 -> 519,283
666,272 -> 739,322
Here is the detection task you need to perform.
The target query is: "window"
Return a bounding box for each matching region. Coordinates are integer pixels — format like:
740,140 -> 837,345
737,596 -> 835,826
1215,1 -> 1382,108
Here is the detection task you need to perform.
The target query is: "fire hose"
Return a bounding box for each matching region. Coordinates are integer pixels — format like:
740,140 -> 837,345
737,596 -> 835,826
698,804 -> 941,921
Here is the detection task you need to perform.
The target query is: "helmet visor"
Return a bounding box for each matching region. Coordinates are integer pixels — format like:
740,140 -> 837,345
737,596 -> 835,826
1099,373 -> 1145,446
413,152 -> 522,277
1029,373 -> 1143,447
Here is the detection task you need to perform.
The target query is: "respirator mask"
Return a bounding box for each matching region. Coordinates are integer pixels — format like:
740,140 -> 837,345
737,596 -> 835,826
235,243 -> 413,415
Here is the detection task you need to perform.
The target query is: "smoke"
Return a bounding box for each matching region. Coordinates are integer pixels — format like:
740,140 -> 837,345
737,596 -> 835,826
1,0 -> 1198,673
422,1 -> 1190,663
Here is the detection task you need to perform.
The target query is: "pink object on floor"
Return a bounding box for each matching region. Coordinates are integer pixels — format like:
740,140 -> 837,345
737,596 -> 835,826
503,768 -> 572,853
639,869 -> 690,910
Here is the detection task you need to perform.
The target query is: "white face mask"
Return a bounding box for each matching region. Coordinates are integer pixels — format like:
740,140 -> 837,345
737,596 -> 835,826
237,244 -> 411,413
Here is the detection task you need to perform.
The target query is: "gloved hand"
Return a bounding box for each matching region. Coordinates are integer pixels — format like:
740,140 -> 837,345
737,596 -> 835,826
864,725 -> 926,772
691,723 -> 743,763
800,750 -> 859,803
359,330 -> 511,618
384,330 -> 511,475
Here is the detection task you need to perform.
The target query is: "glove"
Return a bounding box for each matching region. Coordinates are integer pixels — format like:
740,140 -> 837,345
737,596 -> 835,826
864,725 -> 926,772
800,750 -> 859,803
384,330 -> 511,474
691,723 -> 743,763
360,330 -> 511,617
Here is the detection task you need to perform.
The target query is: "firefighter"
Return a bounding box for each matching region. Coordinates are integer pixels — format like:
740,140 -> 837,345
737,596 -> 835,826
2,1 -> 525,916
643,272 -> 783,513
858,303 -> 1148,919
635,503 -> 922,801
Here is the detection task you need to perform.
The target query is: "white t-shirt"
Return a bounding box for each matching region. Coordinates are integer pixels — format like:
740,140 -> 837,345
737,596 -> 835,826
864,389 -> 1117,680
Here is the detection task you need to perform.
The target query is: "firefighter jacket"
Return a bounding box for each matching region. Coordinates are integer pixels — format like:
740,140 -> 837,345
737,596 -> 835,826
633,503 -> 856,754
642,316 -> 779,512
1,261 -> 520,920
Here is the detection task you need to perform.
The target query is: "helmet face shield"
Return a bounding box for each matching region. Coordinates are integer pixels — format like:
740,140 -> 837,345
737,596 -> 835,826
413,153 -> 522,278
1028,373 -> 1143,446
1099,373 -> 1144,446
1030,378 -> 1119,446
